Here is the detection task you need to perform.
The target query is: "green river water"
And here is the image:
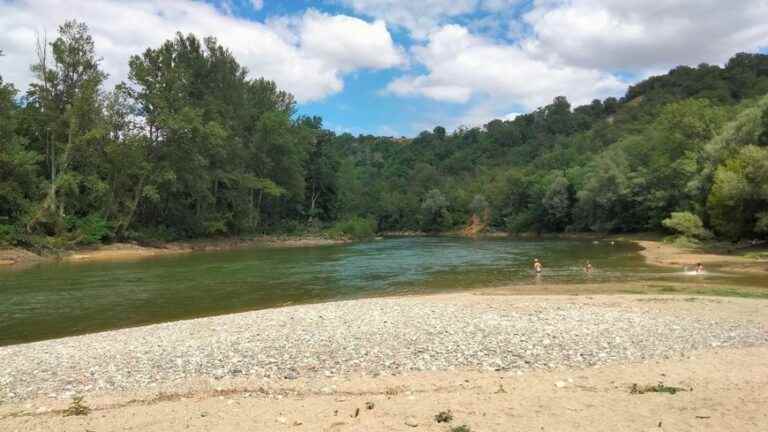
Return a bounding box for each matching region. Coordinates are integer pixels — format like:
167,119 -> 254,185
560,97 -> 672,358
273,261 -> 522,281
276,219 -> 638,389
0,237 -> 762,346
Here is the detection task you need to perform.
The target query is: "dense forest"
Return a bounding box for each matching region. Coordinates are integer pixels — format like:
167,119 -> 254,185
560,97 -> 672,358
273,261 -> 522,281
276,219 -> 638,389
1,20 -> 768,251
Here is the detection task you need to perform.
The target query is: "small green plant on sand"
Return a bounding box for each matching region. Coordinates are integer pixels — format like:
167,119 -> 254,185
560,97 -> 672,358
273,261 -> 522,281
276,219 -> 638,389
63,395 -> 91,416
450,426 -> 472,432
434,409 -> 454,423
630,383 -> 688,395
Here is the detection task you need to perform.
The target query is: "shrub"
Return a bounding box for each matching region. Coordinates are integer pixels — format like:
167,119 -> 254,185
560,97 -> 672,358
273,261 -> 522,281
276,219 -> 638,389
0,223 -> 20,245
434,410 -> 454,423
327,216 -> 377,240
63,395 -> 91,416
668,235 -> 702,249
68,215 -> 112,245
662,211 -> 712,240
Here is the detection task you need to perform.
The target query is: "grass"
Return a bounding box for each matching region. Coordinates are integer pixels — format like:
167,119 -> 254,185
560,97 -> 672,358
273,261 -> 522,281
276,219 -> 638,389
450,426 -> 472,432
63,396 -> 90,416
630,383 -> 689,395
743,251 -> 768,260
692,287 -> 768,299
434,409 -> 454,423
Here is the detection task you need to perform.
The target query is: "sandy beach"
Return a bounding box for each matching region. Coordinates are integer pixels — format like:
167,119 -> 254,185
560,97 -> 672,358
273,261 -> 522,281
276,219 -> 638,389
1,293 -> 767,431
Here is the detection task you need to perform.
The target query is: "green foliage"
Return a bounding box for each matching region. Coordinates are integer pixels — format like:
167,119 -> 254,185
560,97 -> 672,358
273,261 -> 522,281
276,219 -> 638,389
421,189 -> 453,232
707,146 -> 768,239
63,395 -> 91,416
327,216 -> 377,240
0,224 -> 20,245
67,214 -> 111,245
469,194 -> 489,216
2,21 -> 768,250
662,212 -> 712,240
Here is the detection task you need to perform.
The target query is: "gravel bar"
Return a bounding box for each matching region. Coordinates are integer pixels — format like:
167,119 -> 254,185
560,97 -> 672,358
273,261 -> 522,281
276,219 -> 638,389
1,296 -> 766,402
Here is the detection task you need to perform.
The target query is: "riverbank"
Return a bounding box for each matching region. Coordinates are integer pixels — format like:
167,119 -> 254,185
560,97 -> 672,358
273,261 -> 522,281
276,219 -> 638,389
0,235 -> 349,266
1,293 -> 767,431
636,239 -> 768,274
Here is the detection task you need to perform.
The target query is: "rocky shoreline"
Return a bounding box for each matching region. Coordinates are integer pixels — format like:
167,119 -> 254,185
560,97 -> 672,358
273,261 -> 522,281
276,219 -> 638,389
2,294 -> 765,404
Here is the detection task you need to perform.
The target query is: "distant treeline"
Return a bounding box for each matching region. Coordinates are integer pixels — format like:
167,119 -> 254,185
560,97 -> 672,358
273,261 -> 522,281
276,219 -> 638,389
1,20 -> 767,250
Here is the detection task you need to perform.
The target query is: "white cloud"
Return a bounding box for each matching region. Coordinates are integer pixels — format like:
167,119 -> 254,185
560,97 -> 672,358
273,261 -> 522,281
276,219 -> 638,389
300,10 -> 404,72
387,24 -> 626,127
523,0 -> 768,71
0,0 -> 404,102
336,0 -> 524,38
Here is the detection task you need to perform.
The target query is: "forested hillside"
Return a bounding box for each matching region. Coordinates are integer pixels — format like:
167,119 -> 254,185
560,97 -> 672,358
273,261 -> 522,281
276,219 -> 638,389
1,21 -> 767,251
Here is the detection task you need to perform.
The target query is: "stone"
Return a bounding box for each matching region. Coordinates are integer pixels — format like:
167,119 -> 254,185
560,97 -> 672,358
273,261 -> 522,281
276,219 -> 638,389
404,416 -> 419,427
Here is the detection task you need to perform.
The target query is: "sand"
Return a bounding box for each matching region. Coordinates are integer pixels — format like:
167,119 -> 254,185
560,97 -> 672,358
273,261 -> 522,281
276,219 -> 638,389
1,294 -> 767,431
637,240 -> 768,273
3,346 -> 767,431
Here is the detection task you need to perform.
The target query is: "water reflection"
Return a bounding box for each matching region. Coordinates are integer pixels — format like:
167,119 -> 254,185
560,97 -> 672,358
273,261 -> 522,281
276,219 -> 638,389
0,237 -> 763,345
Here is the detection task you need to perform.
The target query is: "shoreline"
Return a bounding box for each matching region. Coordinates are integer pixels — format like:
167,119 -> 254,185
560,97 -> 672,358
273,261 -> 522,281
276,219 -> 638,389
635,239 -> 768,274
0,235 -> 349,266
3,232 -> 766,274
1,293 -> 767,431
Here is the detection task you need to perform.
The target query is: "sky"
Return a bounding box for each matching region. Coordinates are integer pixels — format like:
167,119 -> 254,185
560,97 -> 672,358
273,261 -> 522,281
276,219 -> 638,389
1,0 -> 768,137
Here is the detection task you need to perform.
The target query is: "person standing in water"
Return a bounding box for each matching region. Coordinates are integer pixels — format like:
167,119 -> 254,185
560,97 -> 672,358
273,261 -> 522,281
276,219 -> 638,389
695,262 -> 704,274
533,258 -> 543,274
584,261 -> 593,273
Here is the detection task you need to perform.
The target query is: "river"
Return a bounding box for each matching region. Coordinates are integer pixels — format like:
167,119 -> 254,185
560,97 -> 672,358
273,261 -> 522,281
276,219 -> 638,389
0,237 -> 757,345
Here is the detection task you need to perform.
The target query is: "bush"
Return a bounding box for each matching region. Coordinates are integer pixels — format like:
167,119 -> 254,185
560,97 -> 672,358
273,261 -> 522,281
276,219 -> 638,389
434,410 -> 454,423
0,223 -> 20,245
327,216 -> 377,240
662,211 -> 712,240
666,235 -> 702,249
67,215 -> 112,246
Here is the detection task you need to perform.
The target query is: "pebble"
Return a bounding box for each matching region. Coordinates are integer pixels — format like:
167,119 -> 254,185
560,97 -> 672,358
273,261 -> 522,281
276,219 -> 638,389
0,297 -> 765,402
404,416 -> 419,427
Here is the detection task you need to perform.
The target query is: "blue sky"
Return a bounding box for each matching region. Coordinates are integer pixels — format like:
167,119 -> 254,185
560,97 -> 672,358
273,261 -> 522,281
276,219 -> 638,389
2,0 -> 767,136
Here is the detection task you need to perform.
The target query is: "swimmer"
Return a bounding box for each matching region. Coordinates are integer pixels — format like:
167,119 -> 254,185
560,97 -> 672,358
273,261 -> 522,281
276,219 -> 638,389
584,261 -> 593,273
533,258 -> 543,274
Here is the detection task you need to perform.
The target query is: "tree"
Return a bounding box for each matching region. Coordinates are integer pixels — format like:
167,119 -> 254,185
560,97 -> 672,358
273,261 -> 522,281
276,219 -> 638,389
469,194 -> 489,218
26,20 -> 108,234
421,189 -> 452,231
542,174 -> 572,231
0,76 -> 42,240
662,212 -> 712,240
707,146 -> 768,239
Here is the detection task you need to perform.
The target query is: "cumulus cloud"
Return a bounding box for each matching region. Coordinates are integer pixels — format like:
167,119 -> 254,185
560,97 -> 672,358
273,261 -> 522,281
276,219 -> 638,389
0,0 -> 404,102
384,0 -> 768,130
336,0 -> 523,38
523,0 -> 768,71
300,10 -> 405,71
387,24 -> 626,124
